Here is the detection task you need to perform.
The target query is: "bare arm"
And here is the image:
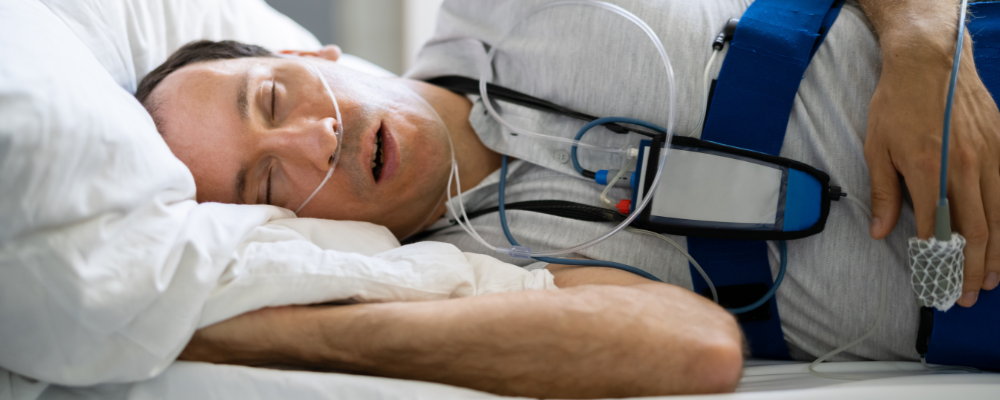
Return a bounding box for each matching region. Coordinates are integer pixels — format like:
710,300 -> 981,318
859,0 -> 1000,307
180,269 -> 742,398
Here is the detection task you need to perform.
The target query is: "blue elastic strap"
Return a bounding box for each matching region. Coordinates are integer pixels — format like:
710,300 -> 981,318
970,2 -> 1000,102
925,1 -> 1000,371
687,0 -> 843,360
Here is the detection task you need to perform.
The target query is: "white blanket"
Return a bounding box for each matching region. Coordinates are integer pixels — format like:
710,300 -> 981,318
0,0 -> 552,395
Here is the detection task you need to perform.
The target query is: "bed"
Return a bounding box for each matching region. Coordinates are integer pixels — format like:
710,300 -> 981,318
10,360 -> 996,400
0,0 -> 997,399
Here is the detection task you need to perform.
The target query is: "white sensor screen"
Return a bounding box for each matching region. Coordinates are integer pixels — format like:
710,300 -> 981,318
639,147 -> 782,226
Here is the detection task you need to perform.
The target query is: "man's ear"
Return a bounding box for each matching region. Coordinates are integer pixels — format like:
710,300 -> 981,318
278,45 -> 341,62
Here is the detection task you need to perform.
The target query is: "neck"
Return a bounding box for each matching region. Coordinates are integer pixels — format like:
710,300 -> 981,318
401,79 -> 503,231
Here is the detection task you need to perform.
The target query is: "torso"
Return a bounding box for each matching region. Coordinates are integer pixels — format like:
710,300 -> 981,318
410,0 -> 922,362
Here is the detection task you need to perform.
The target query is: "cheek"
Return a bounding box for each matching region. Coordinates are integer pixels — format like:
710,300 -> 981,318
397,119 -> 452,186
275,165 -> 323,210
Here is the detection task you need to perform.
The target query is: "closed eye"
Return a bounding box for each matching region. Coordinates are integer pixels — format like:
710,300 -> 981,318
271,79 -> 277,121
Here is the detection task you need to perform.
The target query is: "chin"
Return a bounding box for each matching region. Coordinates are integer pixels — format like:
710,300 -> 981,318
384,177 -> 451,240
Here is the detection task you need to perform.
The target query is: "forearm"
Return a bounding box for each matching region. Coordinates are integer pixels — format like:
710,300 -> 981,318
182,284 -> 742,398
348,284 -> 742,397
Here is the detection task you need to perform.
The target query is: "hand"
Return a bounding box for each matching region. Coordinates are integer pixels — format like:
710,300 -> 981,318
865,34 -> 1000,308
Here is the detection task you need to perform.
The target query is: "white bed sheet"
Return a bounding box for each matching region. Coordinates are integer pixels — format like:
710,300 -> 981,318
11,360 -> 995,400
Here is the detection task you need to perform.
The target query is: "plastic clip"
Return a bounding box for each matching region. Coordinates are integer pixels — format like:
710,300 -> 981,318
498,245 -> 533,259
713,18 -> 740,50
829,185 -> 846,201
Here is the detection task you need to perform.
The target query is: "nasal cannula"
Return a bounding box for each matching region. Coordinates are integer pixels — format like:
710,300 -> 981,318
294,60 -> 343,215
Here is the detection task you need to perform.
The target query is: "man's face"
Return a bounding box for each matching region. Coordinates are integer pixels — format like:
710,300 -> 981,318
151,55 -> 452,236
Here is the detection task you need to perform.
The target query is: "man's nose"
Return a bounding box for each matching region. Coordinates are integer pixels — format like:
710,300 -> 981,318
268,117 -> 340,170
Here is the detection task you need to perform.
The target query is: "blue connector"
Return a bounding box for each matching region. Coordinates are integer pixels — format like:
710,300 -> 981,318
595,170 -> 634,187
595,170 -> 611,185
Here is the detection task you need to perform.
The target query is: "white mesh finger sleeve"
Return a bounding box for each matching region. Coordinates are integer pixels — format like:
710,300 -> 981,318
908,234 -> 966,312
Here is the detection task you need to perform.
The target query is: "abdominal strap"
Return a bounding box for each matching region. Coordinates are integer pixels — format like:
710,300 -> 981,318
692,0 -> 844,359
719,0 -> 1000,366
921,1 -> 1000,371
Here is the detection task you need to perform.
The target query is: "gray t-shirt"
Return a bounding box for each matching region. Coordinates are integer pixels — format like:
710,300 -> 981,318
408,0 -> 922,362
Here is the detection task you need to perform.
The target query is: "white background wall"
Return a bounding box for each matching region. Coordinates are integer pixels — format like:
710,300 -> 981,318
403,0 -> 445,72
266,0 -> 444,75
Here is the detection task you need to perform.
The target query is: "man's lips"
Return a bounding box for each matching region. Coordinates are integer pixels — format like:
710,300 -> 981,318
379,124 -> 399,184
371,125 -> 385,181
364,121 -> 398,184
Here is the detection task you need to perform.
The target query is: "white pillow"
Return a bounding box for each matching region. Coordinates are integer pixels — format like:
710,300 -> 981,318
0,1 -> 545,388
0,0 -> 206,384
40,0 -> 394,93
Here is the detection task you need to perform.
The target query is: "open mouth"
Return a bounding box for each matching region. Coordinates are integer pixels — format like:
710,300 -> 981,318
371,124 -> 385,182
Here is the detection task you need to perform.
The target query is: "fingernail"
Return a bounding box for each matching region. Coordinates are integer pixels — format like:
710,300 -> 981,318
870,217 -> 882,237
986,273 -> 1000,290
961,291 -> 979,307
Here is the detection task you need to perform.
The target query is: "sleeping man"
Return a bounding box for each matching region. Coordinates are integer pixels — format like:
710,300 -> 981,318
135,0 -> 1000,398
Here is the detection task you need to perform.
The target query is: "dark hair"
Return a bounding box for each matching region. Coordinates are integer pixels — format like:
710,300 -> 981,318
135,40 -> 275,132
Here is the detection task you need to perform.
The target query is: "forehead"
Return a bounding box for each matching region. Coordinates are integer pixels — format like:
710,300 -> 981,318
152,58 -> 268,203
154,57 -> 271,126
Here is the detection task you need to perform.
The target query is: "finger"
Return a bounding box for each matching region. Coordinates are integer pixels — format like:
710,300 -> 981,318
949,168 -> 988,307
865,145 -> 904,239
900,164 -> 943,242
981,171 -> 1000,290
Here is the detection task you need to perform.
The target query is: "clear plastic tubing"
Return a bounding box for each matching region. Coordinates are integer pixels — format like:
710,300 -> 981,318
479,0 -> 676,154
295,60 -> 343,214
465,0 -> 677,258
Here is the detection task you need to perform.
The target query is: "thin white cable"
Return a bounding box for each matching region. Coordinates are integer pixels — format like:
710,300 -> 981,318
467,0 -> 677,258
920,357 -> 980,373
448,159 -> 497,250
693,49 -> 720,137
295,61 -> 344,214
809,194 -> 981,379
808,193 -> 883,379
627,227 -> 718,303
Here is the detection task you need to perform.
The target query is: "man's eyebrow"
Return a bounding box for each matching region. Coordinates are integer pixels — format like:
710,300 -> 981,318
234,163 -> 249,205
237,70 -> 251,123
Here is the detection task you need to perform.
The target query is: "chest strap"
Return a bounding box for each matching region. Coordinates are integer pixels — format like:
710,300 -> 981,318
924,1 -> 1000,371
689,0 -> 844,360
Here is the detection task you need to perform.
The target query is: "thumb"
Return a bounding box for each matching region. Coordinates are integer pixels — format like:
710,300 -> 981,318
866,147 -> 903,239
